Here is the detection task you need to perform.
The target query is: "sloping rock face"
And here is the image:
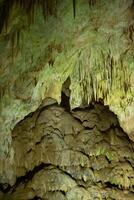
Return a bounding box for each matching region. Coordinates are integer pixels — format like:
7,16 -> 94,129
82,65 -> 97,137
0,101 -> 134,199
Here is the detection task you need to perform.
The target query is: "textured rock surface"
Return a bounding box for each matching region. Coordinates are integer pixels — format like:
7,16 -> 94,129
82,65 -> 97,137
0,101 -> 134,199
0,0 -> 134,163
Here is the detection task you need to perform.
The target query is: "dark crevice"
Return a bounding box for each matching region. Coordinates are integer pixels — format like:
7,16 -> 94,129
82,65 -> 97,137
76,149 -> 90,160
104,181 -> 122,190
60,91 -> 70,111
83,124 -> 96,130
60,77 -> 71,111
27,148 -> 32,154
15,100 -> 58,129
124,157 -> 134,169
57,166 -> 77,183
0,183 -> 11,193
34,102 -> 58,127
105,156 -> 112,164
73,0 -> 76,18
16,110 -> 35,127
60,190 -> 66,196
71,114 -> 84,124
35,135 -> 45,145
11,163 -> 50,193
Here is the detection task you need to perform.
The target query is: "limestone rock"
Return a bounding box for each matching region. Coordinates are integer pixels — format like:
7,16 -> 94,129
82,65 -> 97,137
0,103 -> 134,199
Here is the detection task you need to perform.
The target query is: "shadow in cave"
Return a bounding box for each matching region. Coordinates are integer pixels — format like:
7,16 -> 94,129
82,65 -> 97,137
11,163 -> 50,193
60,77 -> 71,111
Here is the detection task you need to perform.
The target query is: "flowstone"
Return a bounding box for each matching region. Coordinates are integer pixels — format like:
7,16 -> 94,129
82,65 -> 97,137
0,101 -> 134,200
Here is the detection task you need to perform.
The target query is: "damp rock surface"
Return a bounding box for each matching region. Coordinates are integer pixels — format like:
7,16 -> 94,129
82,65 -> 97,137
0,102 -> 134,199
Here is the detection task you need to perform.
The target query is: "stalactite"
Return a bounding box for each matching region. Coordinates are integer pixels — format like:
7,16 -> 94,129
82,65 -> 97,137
0,0 -> 58,34
72,0 -> 76,18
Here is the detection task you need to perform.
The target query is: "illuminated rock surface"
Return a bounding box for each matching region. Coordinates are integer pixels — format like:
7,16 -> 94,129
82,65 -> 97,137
0,0 -> 134,199
0,101 -> 134,199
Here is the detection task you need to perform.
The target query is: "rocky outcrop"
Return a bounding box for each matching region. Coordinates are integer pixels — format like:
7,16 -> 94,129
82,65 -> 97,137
0,101 -> 134,199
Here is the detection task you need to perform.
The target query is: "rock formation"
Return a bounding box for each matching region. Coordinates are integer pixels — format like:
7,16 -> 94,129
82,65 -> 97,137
0,100 -> 134,199
0,0 -> 134,199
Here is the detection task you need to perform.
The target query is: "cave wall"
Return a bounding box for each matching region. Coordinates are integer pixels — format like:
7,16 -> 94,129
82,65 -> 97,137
0,0 -> 134,195
0,100 -> 134,199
